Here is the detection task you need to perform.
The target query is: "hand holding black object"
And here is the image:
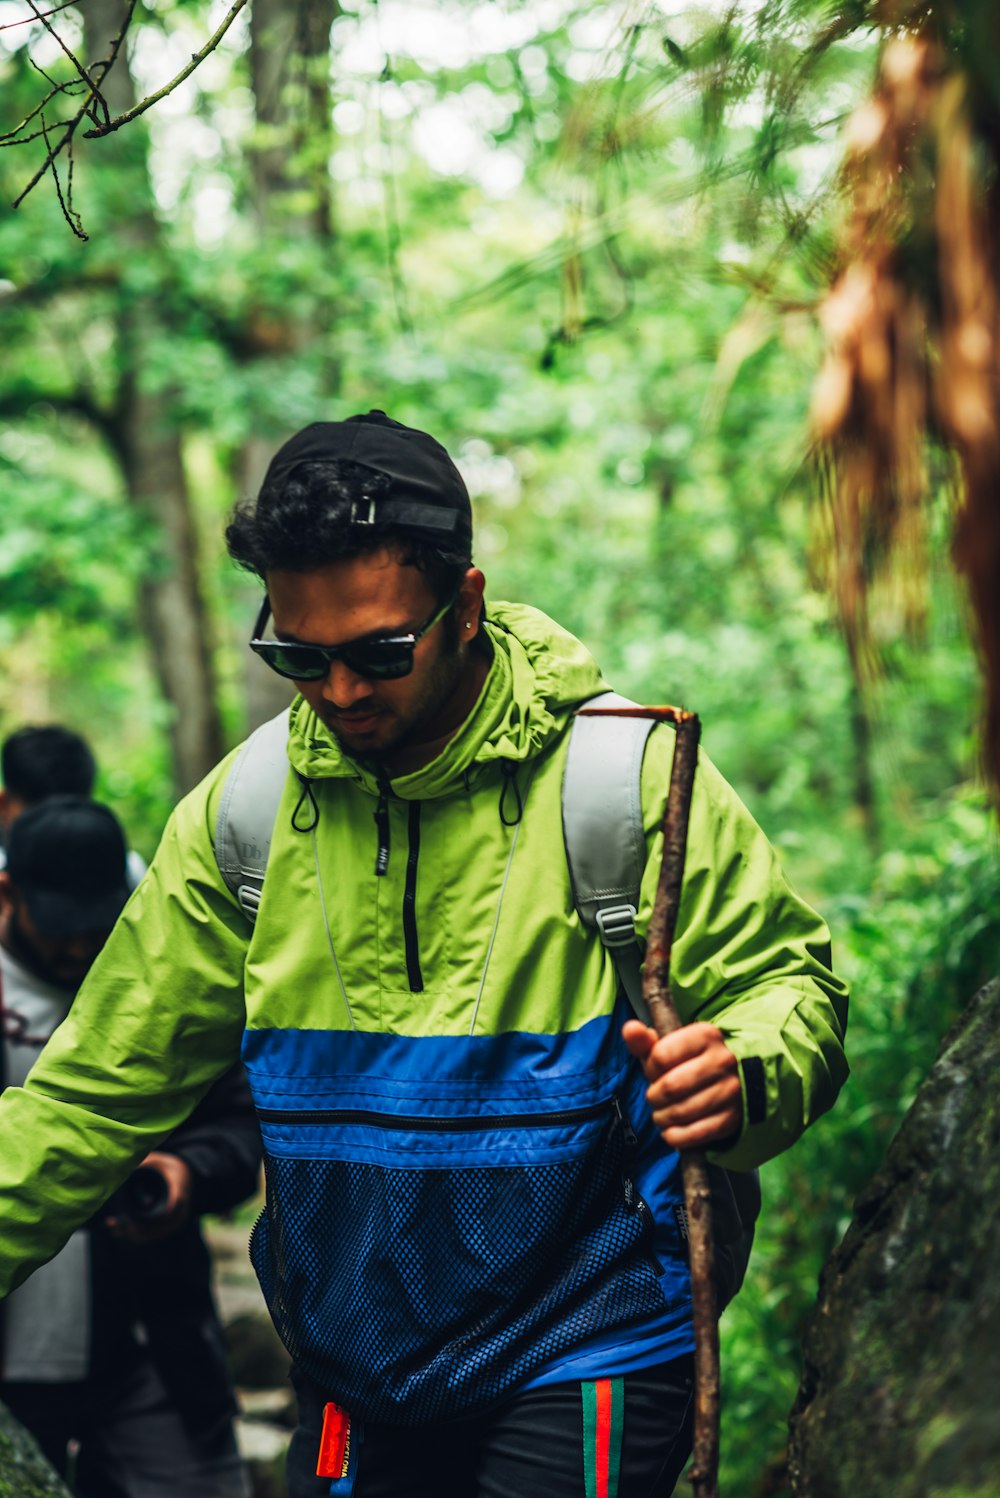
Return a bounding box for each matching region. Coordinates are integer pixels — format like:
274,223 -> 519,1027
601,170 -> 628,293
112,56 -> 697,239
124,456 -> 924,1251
104,1151 -> 193,1244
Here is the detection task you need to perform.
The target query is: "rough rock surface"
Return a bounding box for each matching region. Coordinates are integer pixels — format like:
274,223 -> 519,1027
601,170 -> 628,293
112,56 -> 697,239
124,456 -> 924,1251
789,978 -> 1000,1498
0,1403 -> 72,1497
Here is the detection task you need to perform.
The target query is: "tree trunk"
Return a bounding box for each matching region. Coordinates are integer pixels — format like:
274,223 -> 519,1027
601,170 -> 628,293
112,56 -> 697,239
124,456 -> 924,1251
248,0 -> 337,241
81,0 -> 225,794
239,0 -> 340,731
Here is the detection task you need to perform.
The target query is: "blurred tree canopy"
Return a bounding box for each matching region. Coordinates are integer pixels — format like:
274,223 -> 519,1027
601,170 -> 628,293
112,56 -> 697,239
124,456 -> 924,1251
1,2 -> 998,1492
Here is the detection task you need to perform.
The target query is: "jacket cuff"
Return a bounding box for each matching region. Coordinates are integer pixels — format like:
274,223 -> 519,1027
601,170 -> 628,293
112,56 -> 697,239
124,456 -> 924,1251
740,1056 -> 767,1126
707,1052 -> 771,1170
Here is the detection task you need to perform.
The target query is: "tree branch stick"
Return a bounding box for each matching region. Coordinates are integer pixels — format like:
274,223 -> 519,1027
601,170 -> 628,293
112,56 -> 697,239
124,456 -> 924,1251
0,0 -> 80,32
579,704 -> 719,1497
82,0 -> 249,138
645,713 -> 719,1498
10,0 -> 137,218
25,0 -> 94,95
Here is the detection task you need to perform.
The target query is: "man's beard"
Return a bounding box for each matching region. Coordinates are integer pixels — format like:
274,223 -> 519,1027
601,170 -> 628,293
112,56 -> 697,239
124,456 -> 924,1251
326,634 -> 467,767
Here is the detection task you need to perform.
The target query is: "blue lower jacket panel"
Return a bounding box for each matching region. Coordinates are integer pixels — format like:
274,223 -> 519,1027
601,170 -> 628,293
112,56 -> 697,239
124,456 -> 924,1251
243,1014 -> 692,1425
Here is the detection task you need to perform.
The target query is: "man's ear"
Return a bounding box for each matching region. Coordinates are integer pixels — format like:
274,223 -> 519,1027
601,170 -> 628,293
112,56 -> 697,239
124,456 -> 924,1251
0,870 -> 13,913
457,568 -> 486,637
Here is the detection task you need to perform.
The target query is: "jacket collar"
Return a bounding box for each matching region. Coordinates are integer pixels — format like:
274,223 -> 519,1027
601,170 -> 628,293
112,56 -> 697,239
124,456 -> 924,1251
285,602 -> 608,801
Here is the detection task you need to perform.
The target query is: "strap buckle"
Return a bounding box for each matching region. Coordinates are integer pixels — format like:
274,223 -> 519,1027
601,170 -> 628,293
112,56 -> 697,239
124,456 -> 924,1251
594,903 -> 637,949
349,497 -> 377,526
237,883 -> 263,920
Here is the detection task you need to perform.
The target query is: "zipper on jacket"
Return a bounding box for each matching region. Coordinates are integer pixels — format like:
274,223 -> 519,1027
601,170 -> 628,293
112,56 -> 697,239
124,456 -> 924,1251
403,801 -> 424,992
613,1097 -> 665,1274
255,1099 -> 612,1129
373,779 -> 391,877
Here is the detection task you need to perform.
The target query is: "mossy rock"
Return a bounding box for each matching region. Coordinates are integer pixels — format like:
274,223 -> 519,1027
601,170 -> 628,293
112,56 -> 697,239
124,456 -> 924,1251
789,978 -> 1000,1497
0,1403 -> 72,1497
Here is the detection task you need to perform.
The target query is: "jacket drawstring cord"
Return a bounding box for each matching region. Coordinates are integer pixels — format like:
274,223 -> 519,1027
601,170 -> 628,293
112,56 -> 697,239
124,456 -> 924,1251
291,773 -> 319,833
498,760 -> 523,827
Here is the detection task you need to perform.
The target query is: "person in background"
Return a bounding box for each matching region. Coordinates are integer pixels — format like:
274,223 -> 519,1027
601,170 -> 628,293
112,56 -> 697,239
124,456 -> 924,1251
0,724 -> 146,886
0,797 -> 260,1498
0,725 -> 95,838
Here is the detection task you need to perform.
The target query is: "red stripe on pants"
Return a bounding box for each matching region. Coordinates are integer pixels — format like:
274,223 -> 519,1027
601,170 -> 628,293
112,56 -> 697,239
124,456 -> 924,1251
595,1378 -> 611,1498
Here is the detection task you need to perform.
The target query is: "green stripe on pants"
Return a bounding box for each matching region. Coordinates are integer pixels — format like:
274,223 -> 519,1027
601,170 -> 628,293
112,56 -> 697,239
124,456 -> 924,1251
582,1377 -> 624,1498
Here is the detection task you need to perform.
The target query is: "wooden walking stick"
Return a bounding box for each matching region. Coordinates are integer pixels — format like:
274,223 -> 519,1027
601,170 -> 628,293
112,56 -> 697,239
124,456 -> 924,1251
578,704 -> 719,1498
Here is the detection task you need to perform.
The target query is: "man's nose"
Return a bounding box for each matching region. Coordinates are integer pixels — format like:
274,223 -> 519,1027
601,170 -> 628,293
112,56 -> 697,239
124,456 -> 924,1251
322,659 -> 373,708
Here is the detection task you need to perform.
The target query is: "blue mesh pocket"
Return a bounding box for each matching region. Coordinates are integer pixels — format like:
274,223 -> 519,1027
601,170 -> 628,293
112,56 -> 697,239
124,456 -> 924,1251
249,1104 -> 670,1424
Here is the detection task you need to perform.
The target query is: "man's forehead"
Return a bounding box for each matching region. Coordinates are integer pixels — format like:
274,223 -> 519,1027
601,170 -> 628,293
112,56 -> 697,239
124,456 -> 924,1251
265,555 -> 436,639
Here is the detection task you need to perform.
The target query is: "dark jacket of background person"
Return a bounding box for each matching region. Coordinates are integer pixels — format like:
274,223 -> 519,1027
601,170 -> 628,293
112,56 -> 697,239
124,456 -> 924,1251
0,1049 -> 262,1426
0,795 -> 262,1487
86,1064 -> 262,1425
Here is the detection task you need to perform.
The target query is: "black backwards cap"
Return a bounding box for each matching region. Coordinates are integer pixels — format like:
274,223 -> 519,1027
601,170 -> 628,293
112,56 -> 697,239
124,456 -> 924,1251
6,796 -> 131,939
262,411 -> 473,552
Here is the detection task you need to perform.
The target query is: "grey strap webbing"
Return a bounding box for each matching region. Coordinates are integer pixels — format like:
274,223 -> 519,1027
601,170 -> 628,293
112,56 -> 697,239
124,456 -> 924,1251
214,708 -> 291,923
562,691 -> 657,1021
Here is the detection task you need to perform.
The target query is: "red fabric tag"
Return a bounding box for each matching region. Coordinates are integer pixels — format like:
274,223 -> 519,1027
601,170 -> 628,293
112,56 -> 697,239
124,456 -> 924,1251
316,1402 -> 351,1479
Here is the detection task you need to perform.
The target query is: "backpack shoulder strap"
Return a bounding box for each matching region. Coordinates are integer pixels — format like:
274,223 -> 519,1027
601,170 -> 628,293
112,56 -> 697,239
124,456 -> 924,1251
214,708 -> 291,924
562,690 -> 658,1020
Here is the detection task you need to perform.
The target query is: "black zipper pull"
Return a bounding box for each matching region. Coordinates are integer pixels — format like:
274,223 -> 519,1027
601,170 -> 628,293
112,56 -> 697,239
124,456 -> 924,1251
613,1095 -> 639,1149
614,1097 -> 638,1210
374,779 -> 391,877
403,801 -> 424,993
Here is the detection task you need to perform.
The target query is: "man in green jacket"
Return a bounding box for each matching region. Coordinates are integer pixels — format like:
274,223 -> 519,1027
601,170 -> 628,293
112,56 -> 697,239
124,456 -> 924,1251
0,412 -> 848,1498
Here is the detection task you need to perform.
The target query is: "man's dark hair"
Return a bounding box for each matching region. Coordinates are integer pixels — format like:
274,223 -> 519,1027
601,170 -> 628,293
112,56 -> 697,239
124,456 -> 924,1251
1,726 -> 97,804
226,459 -> 471,607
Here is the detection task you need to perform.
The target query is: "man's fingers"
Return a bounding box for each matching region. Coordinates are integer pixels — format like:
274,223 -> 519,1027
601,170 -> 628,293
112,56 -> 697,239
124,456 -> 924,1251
657,1105 -> 743,1153
643,1022 -> 725,1070
650,1075 -> 742,1130
621,1018 -> 657,1061
645,1049 -> 737,1107
621,1019 -> 743,1150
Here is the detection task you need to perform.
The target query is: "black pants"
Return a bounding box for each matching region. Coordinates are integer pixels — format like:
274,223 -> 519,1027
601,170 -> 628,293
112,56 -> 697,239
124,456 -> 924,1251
1,1354 -> 249,1498
286,1355 -> 695,1498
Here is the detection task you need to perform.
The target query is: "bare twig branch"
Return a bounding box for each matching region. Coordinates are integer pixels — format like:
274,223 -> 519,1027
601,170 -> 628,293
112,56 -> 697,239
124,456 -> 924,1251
9,0 -> 138,225
12,112 -> 76,208
25,0 -> 92,94
0,0 -> 80,32
82,0 -> 249,138
0,88 -> 68,144
40,109 -> 85,239
0,118 -> 76,148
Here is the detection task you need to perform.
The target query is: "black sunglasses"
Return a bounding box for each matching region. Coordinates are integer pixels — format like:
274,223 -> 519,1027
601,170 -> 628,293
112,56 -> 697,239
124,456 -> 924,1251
249,592 -> 457,682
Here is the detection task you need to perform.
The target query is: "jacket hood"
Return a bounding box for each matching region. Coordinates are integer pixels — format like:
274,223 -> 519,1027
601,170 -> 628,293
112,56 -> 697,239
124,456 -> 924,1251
286,601 -> 608,800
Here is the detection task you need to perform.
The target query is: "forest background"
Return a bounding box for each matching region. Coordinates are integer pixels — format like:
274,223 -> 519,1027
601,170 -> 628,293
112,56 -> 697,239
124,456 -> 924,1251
1,1 -> 998,1492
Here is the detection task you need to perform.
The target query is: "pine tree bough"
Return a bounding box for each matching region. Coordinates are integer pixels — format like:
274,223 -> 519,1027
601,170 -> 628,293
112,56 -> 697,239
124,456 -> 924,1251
578,705 -> 718,1498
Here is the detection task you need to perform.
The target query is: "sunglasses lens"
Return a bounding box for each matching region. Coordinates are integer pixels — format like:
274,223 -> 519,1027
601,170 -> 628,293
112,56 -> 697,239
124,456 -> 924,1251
342,641 -> 415,679
252,644 -> 331,681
